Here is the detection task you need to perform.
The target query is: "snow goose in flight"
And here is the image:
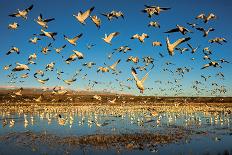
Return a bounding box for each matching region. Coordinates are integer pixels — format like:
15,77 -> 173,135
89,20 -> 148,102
102,32 -> 120,45
64,33 -> 83,46
45,62 -> 55,71
196,13 -> 216,23
131,33 -> 149,43
29,37 -> 41,44
166,36 -> 191,56
108,59 -> 121,71
127,56 -> 139,64
63,78 -> 77,85
131,64 -> 154,93
39,29 -> 57,40
37,78 -> 49,84
187,43 -> 200,54
111,11 -> 124,19
9,4 -> 33,19
101,12 -> 114,20
83,62 -> 96,68
3,64 -> 12,70
175,47 -> 189,54
90,15 -> 101,28
54,45 -> 66,54
196,27 -> 215,37
201,61 -> 221,69
8,22 -> 19,30
148,21 -> 160,28
6,47 -> 20,55
41,43 -> 52,54
209,37 -> 227,45
165,25 -> 191,35
142,5 -> 170,17
65,50 -> 84,64
35,14 -> 55,29
86,43 -> 96,50
12,63 -> 30,71
28,53 -> 37,61
187,22 -> 197,28
73,7 -> 95,24
97,67 -> 109,73
152,41 -> 162,46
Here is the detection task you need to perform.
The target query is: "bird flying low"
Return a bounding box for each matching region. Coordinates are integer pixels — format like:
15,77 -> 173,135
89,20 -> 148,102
131,64 -> 154,93
9,4 -> 33,19
166,37 -> 191,56
102,32 -> 120,45
73,7 -> 95,24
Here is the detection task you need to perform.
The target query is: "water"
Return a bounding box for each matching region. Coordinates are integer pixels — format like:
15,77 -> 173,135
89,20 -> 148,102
0,105 -> 232,154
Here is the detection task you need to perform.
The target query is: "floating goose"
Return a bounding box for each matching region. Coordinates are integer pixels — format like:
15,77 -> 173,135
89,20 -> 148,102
9,4 -> 33,19
35,14 -> 55,28
37,78 -> 49,84
201,61 -> 221,69
165,25 -> 191,35
8,22 -> 19,30
12,63 -> 30,71
131,64 -> 154,93
73,7 -> 95,24
166,37 -> 191,56
187,43 -> 200,54
196,13 -> 216,23
127,56 -> 139,64
97,67 -> 109,73
83,62 -> 96,68
28,53 -> 37,61
6,46 -> 19,55
54,45 -> 66,53
66,50 -> 84,64
45,62 -> 55,71
152,41 -> 162,46
131,33 -> 149,43
196,27 -> 215,37
209,37 -> 227,45
90,15 -> 101,28
41,43 -> 52,54
29,37 -> 41,44
39,29 -> 57,40
102,32 -> 120,45
64,33 -> 83,46
148,21 -> 160,28
63,78 -> 76,85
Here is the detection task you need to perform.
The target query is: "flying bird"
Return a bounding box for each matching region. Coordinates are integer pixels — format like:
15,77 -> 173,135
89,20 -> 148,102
196,27 -> 215,37
196,13 -> 216,23
165,25 -> 192,35
35,14 -> 55,29
39,29 -> 57,40
8,22 -> 19,30
166,37 -> 191,56
90,15 -> 101,28
131,33 -> 149,43
12,63 -> 30,71
9,4 -> 33,19
73,7 -> 95,24
54,45 -> 66,54
64,33 -> 83,46
102,32 -> 120,45
209,37 -> 227,45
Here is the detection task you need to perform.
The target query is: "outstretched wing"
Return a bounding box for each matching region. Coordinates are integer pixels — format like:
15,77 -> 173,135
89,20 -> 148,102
173,37 -> 191,48
131,67 -> 139,82
141,64 -> 154,83
107,32 -> 120,41
81,7 -> 95,20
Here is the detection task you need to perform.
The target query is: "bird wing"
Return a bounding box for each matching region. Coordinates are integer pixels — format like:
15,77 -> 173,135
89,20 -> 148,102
164,28 -> 179,33
201,63 -> 210,69
131,67 -> 139,82
141,64 -> 154,83
73,33 -> 83,41
81,7 -> 95,20
187,43 -> 193,49
173,37 -> 191,48
107,32 -> 119,41
196,27 -> 204,32
25,5 -> 33,12
111,59 -> 121,68
44,18 -> 55,22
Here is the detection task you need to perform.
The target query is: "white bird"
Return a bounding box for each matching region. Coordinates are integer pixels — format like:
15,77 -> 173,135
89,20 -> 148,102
108,59 -> 121,71
109,98 -> 116,103
90,15 -> 101,28
29,37 -> 41,44
102,32 -> 120,45
131,33 -> 149,43
12,63 -> 30,71
196,27 -> 215,37
73,7 -> 95,24
54,45 -> 66,54
131,65 -> 154,93
166,37 -> 191,56
9,5 -> 33,19
39,29 -> 57,40
35,14 -> 55,29
64,33 -> 83,46
8,22 -> 19,30
196,13 -> 216,23
6,47 -> 20,55
66,50 -> 84,64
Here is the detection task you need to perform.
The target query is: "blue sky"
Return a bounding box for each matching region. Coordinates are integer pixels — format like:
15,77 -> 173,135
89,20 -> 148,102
0,0 -> 231,96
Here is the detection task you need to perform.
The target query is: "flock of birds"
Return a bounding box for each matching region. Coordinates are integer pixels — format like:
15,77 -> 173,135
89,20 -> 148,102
1,3 -> 230,98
